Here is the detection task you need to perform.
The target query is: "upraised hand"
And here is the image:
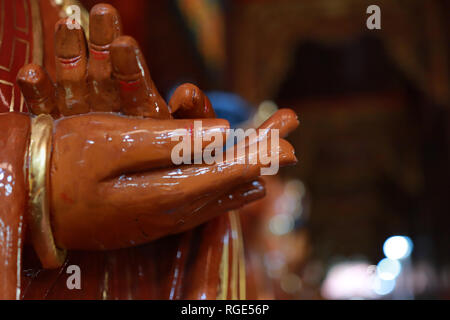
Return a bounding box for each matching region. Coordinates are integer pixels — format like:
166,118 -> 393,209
16,4 -> 299,250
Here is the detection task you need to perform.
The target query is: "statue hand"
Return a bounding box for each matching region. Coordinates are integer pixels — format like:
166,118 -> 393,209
16,4 -> 298,250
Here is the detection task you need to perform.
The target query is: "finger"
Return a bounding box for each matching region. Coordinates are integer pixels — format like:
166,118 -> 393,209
169,83 -> 216,119
231,108 -> 299,152
16,64 -> 59,118
55,18 -> 90,115
87,3 -> 122,112
111,36 -> 170,118
68,179 -> 265,250
52,114 -> 230,178
103,138 -> 296,216
172,179 -> 266,234
259,108 -> 299,138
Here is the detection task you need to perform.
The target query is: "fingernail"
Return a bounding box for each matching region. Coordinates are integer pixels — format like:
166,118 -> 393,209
16,64 -> 53,102
89,4 -> 122,47
111,36 -> 142,78
55,18 -> 86,59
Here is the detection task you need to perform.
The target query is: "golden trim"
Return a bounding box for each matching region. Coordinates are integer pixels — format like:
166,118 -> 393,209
217,228 -> 229,300
0,79 -> 15,112
0,37 -> 15,72
235,212 -> 247,300
14,0 -> 29,34
9,86 -> 15,112
19,94 -> 24,113
0,79 -> 14,86
217,211 -> 247,300
28,114 -> 66,269
30,0 -> 43,66
16,37 -> 30,112
229,211 -> 239,300
0,36 -> 31,73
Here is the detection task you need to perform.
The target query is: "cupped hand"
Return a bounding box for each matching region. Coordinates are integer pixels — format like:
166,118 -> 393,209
16,4 -> 298,250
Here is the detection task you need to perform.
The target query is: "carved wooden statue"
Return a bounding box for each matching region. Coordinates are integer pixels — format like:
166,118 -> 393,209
0,1 -> 298,299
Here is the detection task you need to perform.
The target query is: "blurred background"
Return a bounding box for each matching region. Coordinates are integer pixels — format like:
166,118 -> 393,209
79,0 -> 450,299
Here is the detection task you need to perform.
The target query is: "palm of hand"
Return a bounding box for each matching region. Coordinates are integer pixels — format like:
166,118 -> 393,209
17,4 -> 298,250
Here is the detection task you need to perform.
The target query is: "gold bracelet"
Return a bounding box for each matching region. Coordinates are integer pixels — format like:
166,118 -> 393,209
28,114 -> 66,269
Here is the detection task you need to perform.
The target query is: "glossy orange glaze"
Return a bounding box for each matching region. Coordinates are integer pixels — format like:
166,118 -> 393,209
21,212 -> 243,299
0,113 -> 30,299
48,112 -> 297,250
259,108 -> 299,138
16,64 -> 59,118
111,36 -> 170,118
183,216 -> 228,299
1,1 -> 301,300
38,0 -> 64,81
55,19 -> 90,115
169,83 -> 216,118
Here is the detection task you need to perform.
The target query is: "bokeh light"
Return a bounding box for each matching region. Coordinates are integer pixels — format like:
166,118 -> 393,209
377,258 -> 402,280
372,277 -> 396,296
383,236 -> 413,260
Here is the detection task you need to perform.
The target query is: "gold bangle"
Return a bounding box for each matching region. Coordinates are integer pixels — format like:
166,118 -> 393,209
28,114 -> 66,269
